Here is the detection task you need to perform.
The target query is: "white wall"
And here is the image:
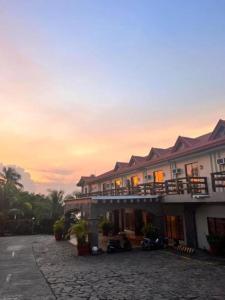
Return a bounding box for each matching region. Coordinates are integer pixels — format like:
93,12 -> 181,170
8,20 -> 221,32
195,204 -> 225,249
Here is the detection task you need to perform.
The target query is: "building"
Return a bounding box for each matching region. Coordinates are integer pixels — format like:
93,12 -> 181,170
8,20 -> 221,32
64,119 -> 225,250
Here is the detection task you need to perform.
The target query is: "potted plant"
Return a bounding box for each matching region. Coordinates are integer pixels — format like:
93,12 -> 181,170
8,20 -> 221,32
99,217 -> 113,236
68,219 -> 90,255
206,234 -> 225,255
53,218 -> 64,241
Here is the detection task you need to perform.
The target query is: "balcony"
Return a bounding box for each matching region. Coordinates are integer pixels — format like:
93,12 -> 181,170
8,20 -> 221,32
211,171 -> 225,192
165,177 -> 208,195
77,176 -> 209,198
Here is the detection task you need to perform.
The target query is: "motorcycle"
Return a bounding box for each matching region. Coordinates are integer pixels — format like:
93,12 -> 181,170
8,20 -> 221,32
141,237 -> 164,250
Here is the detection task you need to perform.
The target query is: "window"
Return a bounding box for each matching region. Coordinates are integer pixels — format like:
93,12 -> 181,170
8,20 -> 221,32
208,218 -> 225,237
131,176 -> 139,187
185,162 -> 199,177
165,216 -> 184,240
115,179 -> 122,188
153,170 -> 164,182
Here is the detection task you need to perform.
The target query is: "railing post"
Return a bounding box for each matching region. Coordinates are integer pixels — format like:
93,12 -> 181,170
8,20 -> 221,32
165,180 -> 168,194
211,173 -> 216,192
144,184 -> 146,195
204,177 -> 209,195
187,177 -> 191,194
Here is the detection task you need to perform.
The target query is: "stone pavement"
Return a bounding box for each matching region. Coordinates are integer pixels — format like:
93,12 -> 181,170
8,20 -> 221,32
32,235 -> 225,300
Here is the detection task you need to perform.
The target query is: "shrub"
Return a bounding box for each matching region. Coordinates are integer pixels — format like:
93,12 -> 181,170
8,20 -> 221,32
68,219 -> 88,245
53,218 -> 65,235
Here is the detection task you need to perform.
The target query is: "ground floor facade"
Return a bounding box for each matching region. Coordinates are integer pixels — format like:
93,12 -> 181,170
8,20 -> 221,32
64,197 -> 225,251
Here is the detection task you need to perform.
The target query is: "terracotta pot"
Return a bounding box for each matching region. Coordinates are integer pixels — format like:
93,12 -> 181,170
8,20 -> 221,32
77,243 -> 90,256
55,233 -> 62,241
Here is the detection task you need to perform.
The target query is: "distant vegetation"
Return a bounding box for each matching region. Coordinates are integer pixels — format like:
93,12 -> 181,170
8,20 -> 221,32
0,166 -> 66,235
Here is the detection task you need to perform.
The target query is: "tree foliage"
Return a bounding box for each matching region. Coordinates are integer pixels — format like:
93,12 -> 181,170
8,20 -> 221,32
0,166 -> 66,234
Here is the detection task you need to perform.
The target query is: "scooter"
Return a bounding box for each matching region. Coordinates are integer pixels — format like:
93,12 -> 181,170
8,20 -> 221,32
141,237 -> 164,250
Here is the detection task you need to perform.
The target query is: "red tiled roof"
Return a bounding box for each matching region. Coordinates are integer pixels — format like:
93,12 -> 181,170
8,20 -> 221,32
77,119 -> 225,186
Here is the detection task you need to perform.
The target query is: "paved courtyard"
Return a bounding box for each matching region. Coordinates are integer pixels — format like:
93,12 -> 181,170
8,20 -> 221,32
33,236 -> 225,300
1,235 -> 225,300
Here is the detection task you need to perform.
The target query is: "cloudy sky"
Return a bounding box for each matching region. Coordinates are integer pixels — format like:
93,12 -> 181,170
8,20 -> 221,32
0,0 -> 225,194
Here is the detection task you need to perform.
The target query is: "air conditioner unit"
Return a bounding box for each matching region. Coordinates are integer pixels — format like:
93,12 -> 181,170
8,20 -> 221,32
217,158 -> 225,165
172,168 -> 182,175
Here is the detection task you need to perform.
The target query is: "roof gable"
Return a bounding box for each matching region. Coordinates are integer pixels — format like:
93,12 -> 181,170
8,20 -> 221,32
129,155 -> 146,166
209,119 -> 225,140
114,162 -> 129,171
147,148 -> 168,160
77,175 -> 95,186
172,136 -> 195,152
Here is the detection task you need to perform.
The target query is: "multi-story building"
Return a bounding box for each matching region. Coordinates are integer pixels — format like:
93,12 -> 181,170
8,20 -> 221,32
64,119 -> 225,249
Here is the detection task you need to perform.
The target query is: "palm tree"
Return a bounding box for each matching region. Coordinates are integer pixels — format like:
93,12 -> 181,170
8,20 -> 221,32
47,190 -> 64,220
0,167 -> 23,189
0,167 -> 23,212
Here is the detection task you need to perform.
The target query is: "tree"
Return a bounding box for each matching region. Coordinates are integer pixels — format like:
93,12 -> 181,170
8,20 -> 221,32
47,190 -> 64,220
0,167 -> 23,189
0,167 -> 23,212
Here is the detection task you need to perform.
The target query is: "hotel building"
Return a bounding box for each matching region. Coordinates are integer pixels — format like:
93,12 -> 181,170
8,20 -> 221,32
64,119 -> 225,250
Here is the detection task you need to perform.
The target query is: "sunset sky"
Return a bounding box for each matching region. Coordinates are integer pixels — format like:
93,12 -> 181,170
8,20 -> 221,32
0,0 -> 225,194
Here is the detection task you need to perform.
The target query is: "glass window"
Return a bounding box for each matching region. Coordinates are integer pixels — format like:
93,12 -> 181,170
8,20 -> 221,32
153,170 -> 164,182
185,162 -> 199,177
115,179 -> 122,188
131,176 -> 139,187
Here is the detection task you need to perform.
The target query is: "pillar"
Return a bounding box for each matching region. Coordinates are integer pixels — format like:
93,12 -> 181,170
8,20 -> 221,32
88,218 -> 99,248
184,205 -> 198,248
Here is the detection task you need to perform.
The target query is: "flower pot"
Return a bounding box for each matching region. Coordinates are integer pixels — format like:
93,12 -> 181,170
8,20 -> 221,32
77,243 -> 90,256
55,233 -> 62,241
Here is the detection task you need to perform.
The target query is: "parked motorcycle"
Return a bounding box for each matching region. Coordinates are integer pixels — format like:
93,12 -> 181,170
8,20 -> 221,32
141,237 -> 164,250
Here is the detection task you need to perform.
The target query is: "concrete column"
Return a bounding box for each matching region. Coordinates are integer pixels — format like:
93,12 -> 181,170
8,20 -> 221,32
88,218 -> 99,248
184,205 -> 198,248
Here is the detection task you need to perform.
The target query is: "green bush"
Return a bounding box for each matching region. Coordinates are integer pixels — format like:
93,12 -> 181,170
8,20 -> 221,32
53,218 -> 65,235
68,219 -> 88,245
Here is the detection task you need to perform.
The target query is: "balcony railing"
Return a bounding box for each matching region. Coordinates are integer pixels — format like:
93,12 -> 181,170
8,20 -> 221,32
165,177 -> 209,195
77,176 -> 209,198
211,171 -> 225,192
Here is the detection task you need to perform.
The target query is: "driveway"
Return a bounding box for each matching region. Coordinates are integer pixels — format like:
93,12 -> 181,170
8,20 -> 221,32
1,235 -> 225,300
33,236 -> 225,300
0,235 -> 55,300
